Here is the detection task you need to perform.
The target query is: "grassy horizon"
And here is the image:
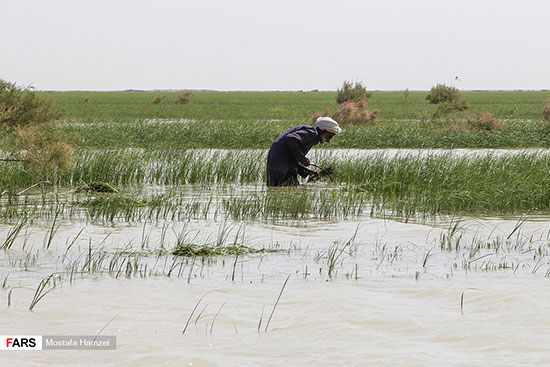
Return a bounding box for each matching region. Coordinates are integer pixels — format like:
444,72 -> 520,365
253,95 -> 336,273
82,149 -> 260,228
41,90 -> 550,122
34,90 -> 550,150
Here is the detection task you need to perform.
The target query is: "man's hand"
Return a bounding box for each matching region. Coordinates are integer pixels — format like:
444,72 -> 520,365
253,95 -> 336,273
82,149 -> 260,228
300,158 -> 310,166
308,170 -> 320,178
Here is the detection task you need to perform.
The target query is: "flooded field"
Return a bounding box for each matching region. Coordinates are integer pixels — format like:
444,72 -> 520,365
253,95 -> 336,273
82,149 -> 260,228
2,149 -> 550,366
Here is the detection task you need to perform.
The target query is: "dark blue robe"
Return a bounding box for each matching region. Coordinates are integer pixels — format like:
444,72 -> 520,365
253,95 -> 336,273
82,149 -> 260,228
266,125 -> 321,186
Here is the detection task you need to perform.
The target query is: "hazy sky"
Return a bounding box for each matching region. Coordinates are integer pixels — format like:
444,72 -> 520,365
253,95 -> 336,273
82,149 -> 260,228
1,0 -> 549,91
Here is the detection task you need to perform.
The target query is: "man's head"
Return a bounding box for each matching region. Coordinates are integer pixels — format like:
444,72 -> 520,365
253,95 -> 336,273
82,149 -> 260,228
315,117 -> 342,144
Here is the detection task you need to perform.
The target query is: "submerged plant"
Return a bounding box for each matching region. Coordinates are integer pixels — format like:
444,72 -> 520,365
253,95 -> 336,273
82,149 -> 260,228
172,243 -> 278,257
75,182 -> 119,194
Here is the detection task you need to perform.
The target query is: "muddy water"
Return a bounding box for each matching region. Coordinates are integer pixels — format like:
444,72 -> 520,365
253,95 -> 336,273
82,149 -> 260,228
2,177 -> 550,365
2,213 -> 550,366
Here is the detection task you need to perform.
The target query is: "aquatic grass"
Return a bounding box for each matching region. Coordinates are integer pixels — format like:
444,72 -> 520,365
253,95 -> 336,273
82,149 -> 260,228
264,273 -> 291,333
341,151 -> 550,216
58,149 -> 266,187
29,272 -> 64,311
6,150 -> 550,222
223,187 -> 366,221
1,217 -> 27,250
43,209 -> 61,250
183,293 -> 209,335
172,222 -> 281,257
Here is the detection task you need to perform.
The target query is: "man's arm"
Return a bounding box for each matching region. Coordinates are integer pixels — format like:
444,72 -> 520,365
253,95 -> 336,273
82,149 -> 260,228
285,128 -> 315,163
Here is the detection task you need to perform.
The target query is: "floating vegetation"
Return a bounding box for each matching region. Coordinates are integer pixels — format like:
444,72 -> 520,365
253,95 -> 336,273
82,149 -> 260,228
75,181 -> 119,193
171,243 -> 279,257
74,195 -> 146,209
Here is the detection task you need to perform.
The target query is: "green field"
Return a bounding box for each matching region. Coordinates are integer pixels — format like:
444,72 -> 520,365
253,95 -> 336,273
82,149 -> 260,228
42,90 -> 549,121
38,90 -> 550,150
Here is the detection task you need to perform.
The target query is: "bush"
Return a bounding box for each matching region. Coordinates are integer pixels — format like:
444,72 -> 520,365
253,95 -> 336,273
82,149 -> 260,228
426,84 -> 461,104
175,91 -> 193,105
434,99 -> 470,117
440,111 -> 502,134
311,100 -> 379,126
312,80 -> 378,125
467,111 -> 502,131
0,80 -> 73,178
0,80 -> 60,128
333,100 -> 379,125
336,81 -> 372,104
153,95 -> 165,104
543,98 -> 550,122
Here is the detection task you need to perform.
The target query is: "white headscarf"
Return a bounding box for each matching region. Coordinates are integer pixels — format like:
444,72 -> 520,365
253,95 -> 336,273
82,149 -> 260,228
315,117 -> 342,134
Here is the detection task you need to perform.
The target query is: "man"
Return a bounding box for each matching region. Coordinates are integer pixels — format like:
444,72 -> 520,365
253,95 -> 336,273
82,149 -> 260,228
266,116 -> 342,187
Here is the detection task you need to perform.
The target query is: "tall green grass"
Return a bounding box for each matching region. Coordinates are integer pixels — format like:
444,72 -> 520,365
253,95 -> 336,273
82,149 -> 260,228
5,149 -> 550,220
63,118 -> 550,150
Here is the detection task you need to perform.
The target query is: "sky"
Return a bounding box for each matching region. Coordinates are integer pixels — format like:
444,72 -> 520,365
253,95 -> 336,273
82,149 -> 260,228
1,0 -> 549,91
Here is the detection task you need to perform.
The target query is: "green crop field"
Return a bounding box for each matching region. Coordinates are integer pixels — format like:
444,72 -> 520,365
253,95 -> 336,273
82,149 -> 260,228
38,90 -> 550,150
41,90 -> 549,122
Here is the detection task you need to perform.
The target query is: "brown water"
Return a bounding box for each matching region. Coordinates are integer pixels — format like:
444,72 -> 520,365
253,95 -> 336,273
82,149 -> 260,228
2,216 -> 550,365
2,182 -> 550,365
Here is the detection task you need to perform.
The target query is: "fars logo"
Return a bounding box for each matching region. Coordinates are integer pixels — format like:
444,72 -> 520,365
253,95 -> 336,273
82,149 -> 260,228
0,336 -> 42,350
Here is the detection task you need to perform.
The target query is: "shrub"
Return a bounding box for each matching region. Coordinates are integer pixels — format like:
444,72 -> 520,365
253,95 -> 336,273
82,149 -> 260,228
153,95 -> 165,104
434,99 -> 470,117
440,111 -> 502,134
543,98 -> 550,122
438,123 -> 472,134
426,84 -> 461,104
336,81 -> 372,104
312,80 -> 378,125
311,100 -> 379,126
310,108 -> 333,124
467,111 -> 502,131
175,91 -> 193,105
1,79 -> 73,178
0,80 -> 60,128
333,100 -> 379,125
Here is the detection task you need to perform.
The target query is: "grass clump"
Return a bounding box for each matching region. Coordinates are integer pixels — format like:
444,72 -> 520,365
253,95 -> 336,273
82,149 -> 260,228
332,100 -> 379,126
153,95 -> 165,104
313,81 -> 379,125
440,111 -> 503,133
175,91 -> 193,105
467,111 -> 502,131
